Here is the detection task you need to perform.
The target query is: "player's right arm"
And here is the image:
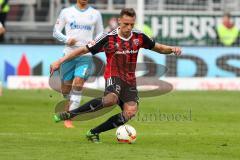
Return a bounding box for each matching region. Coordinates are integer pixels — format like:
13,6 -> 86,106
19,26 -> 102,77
53,9 -> 76,46
53,10 -> 67,43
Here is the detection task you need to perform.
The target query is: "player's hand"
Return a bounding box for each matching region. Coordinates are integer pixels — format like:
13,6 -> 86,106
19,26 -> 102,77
0,27 -> 5,35
67,38 -> 77,46
87,40 -> 96,47
171,47 -> 182,56
88,40 -> 96,45
50,60 -> 61,76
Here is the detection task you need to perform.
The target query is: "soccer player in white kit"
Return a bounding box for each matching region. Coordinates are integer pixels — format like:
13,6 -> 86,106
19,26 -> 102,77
53,0 -> 103,128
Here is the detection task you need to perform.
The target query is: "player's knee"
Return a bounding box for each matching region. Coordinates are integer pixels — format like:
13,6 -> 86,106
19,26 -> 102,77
72,77 -> 85,91
103,93 -> 118,107
123,110 -> 137,120
123,103 -> 138,120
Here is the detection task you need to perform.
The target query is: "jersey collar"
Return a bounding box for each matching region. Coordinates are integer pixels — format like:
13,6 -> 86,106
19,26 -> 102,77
117,27 -> 133,41
74,4 -> 90,12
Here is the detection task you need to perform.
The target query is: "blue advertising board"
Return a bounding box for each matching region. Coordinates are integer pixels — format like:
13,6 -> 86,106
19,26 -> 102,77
0,45 -> 239,86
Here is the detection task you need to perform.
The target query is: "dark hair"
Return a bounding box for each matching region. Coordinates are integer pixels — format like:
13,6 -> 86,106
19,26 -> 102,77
120,8 -> 136,18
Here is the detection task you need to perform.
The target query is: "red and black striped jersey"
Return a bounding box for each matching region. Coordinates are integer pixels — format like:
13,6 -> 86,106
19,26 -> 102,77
86,28 -> 155,85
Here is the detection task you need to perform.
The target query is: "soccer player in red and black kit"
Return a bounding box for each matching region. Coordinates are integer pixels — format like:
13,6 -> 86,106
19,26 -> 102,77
51,8 -> 182,143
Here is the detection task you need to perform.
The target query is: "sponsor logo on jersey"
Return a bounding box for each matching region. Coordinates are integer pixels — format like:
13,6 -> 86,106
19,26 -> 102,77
70,21 -> 92,30
115,50 -> 138,54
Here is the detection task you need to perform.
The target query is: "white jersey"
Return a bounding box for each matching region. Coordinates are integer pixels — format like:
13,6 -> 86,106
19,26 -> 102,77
53,5 -> 103,55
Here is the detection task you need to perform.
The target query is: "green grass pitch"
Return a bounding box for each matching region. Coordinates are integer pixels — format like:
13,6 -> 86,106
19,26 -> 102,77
0,89 -> 239,160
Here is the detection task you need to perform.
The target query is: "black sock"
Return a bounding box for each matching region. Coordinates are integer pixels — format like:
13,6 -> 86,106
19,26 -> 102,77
91,113 -> 127,134
69,97 -> 103,118
118,99 -> 124,111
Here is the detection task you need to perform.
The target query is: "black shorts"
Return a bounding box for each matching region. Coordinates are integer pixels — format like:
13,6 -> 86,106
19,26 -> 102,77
105,77 -> 139,105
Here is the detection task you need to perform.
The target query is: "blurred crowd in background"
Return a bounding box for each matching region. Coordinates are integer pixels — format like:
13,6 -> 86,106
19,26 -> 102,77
0,0 -> 240,46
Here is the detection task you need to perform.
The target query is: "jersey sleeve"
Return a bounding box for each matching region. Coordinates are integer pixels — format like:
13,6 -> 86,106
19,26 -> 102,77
53,9 -> 67,44
86,33 -> 108,55
93,11 -> 104,39
142,33 -> 155,50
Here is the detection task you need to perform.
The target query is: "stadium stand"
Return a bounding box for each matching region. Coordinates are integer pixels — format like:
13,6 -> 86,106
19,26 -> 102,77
4,0 -> 240,45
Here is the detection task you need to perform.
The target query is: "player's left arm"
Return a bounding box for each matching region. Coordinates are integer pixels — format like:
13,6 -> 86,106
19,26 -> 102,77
142,33 -> 181,56
152,43 -> 182,56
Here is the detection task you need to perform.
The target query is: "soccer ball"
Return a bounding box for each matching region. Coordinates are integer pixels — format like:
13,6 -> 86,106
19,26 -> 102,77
116,124 -> 136,144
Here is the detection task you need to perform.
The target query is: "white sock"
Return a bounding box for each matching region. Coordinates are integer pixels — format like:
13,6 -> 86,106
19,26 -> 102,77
69,90 -> 82,111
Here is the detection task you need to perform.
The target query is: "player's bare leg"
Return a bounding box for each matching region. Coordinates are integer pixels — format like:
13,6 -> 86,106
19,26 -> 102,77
122,101 -> 138,120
